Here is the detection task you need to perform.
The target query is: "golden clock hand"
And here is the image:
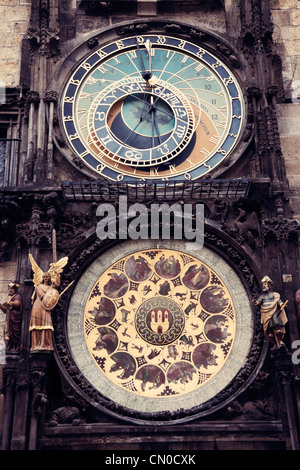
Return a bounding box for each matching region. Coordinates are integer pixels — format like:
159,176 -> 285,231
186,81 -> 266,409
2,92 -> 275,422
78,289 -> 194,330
135,36 -> 151,81
145,39 -> 152,56
145,39 -> 152,77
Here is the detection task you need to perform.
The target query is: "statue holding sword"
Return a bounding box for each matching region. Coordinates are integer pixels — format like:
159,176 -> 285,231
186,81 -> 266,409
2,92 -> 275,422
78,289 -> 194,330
252,276 -> 288,350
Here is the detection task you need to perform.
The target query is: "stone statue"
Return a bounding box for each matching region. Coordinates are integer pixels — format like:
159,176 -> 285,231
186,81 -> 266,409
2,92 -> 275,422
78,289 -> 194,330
0,283 -> 23,352
252,276 -> 288,350
29,253 -> 69,352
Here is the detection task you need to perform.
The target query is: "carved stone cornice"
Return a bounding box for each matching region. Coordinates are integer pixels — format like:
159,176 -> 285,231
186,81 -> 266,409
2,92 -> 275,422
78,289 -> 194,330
44,91 -> 58,104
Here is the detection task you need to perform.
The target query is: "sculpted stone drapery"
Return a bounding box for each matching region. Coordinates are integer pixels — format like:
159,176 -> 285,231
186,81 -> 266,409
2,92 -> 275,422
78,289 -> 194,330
0,283 -> 23,352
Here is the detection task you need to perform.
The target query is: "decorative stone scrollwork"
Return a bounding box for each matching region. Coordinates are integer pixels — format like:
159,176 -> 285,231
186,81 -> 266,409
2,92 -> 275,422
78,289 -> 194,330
44,91 -> 58,104
216,43 -> 240,68
16,191 -> 65,249
261,217 -> 300,243
26,91 -> 40,105
164,24 -> 187,34
189,28 -> 206,41
55,210 -> 96,254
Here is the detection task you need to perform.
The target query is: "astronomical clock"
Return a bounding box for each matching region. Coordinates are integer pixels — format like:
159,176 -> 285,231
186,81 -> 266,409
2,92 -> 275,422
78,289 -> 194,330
54,30 -> 263,425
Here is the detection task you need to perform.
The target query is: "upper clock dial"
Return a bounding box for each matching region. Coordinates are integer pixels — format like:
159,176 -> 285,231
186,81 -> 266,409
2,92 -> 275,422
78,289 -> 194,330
62,35 -> 245,181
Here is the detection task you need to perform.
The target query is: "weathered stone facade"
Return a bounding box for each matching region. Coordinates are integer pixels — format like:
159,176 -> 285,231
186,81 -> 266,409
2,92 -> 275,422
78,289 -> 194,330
271,1 -> 300,218
0,1 -> 31,87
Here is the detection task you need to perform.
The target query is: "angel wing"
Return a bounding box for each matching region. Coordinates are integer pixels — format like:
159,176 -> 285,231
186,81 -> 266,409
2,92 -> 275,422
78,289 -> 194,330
48,256 -> 69,286
29,253 -> 44,287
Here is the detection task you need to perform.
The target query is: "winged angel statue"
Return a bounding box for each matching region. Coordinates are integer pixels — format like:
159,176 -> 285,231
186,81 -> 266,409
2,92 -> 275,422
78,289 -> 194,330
29,254 -> 68,351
